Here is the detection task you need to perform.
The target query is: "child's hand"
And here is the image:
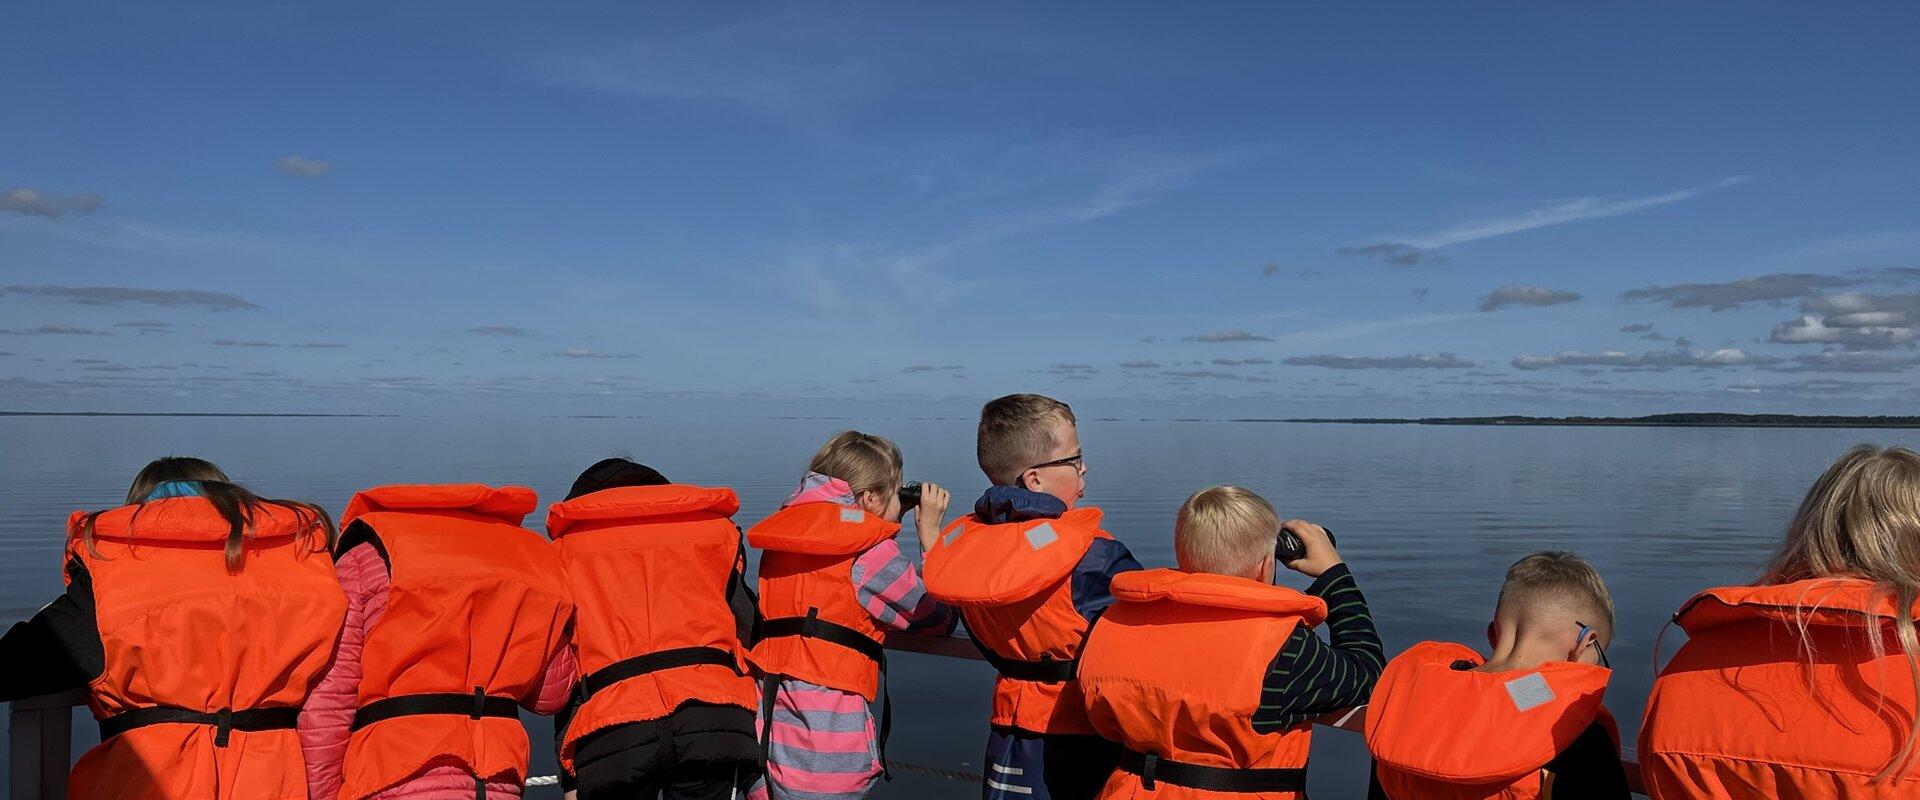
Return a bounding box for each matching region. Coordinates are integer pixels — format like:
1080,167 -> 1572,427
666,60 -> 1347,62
1280,519 -> 1342,578
913,481 -> 952,553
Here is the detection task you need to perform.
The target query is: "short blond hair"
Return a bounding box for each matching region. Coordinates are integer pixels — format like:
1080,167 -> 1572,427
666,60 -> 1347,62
1175,486 -> 1279,578
977,393 -> 1077,486
809,431 -> 904,499
1496,551 -> 1615,641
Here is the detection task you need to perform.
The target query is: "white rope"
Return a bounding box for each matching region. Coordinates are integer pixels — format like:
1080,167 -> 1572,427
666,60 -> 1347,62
526,774 -> 560,786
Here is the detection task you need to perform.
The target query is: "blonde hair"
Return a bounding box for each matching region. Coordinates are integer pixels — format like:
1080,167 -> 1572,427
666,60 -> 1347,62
978,393 -> 1076,486
809,431 -> 904,500
1175,486 -> 1279,578
1496,551 -> 1615,642
1762,444 -> 1920,781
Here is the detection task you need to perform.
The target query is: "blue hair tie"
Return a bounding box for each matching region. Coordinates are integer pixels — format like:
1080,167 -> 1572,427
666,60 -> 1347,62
144,480 -> 204,501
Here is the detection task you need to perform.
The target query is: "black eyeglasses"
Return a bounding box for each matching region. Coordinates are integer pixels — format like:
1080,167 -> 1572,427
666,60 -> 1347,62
1026,452 -> 1086,475
1575,621 -> 1610,668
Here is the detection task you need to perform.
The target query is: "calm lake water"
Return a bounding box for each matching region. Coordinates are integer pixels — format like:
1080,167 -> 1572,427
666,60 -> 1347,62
4,415 -> 1915,797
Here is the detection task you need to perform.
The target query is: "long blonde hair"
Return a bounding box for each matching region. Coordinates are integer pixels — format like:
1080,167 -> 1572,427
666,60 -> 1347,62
1762,444 -> 1920,781
808,431 -> 904,501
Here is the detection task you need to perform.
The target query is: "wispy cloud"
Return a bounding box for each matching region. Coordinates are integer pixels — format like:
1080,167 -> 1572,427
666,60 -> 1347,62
556,348 -> 638,359
2,284 -> 260,311
1120,360 -> 1161,369
1184,329 -> 1273,343
787,144 -> 1234,316
1163,369 -> 1247,381
1620,272 -> 1859,311
210,339 -> 347,348
275,155 -> 332,178
466,325 -> 536,337
1512,347 -> 1778,371
1335,242 -> 1441,267
1758,351 -> 1920,373
1477,284 -> 1582,312
1210,357 -> 1273,366
1284,353 -> 1475,370
1342,177 -> 1748,264
1618,323 -> 1654,333
1412,177 -> 1749,250
1,324 -> 108,335
1,187 -> 101,219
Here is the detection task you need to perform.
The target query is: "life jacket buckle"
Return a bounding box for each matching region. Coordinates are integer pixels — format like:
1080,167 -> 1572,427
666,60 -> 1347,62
1141,753 -> 1158,790
470,687 -> 487,720
213,707 -> 234,748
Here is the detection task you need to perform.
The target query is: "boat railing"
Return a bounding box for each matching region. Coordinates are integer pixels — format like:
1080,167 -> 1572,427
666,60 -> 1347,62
8,635 -> 1646,798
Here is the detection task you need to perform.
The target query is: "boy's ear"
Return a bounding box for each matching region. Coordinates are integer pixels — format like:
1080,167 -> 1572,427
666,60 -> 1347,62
1485,621 -> 1497,649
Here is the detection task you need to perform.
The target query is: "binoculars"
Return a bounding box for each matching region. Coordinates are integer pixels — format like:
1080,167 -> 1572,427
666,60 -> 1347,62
1275,526 -> 1336,563
898,481 -> 923,510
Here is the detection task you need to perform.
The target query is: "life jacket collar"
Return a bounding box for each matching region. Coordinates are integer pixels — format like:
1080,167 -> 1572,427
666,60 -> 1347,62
925,506 -> 1107,605
1676,577 -> 1920,634
341,483 -> 537,528
974,486 -> 1067,524
69,496 -> 315,544
1112,568 -> 1328,624
546,484 -> 741,539
1366,641 -> 1611,784
746,501 -> 899,556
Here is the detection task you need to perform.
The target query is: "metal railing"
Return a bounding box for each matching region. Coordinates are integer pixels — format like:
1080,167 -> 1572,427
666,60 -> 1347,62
9,635 -> 1646,797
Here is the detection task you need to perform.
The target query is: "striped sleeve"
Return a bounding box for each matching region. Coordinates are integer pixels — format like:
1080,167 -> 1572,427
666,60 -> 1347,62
850,539 -> 956,634
1251,563 -> 1385,732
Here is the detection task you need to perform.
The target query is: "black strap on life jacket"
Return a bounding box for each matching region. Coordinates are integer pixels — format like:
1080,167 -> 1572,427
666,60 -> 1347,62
580,646 -> 743,699
351,687 -> 521,732
967,635 -> 1079,684
1118,750 -> 1308,793
755,608 -> 893,780
98,705 -> 300,747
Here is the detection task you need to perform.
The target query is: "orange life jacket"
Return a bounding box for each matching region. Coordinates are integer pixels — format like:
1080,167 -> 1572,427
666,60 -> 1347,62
1367,641 -> 1615,800
545,484 -> 758,769
1078,569 -> 1327,799
1639,578 -> 1920,799
336,484 -> 574,800
922,507 -> 1110,735
64,497 -> 346,800
745,501 -> 899,700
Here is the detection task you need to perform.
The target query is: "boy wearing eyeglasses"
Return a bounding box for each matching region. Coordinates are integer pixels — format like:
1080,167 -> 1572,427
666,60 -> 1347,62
922,393 -> 1143,800
1364,551 -> 1630,800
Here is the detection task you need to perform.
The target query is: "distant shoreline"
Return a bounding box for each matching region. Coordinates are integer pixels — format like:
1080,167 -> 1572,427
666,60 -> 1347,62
1253,413 -> 1920,429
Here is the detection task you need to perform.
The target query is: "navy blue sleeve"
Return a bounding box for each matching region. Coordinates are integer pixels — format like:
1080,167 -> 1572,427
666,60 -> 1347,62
1070,538 -> 1145,623
0,556 -> 104,702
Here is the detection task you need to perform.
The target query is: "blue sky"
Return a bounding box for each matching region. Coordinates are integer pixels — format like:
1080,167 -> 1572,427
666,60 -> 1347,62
3,2 -> 1917,417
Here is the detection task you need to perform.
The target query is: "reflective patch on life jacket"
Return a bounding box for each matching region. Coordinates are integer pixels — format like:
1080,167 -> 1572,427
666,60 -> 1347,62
1506,672 -> 1555,712
840,508 -> 865,524
1024,523 -> 1058,550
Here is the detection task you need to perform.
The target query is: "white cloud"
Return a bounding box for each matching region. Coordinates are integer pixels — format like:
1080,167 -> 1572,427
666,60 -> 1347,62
275,155 -> 332,178
1768,315 -> 1918,350
1512,347 -> 1779,371
1284,353 -> 1475,370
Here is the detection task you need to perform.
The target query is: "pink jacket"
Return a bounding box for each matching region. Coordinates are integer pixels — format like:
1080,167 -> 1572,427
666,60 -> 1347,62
298,543 -> 577,800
